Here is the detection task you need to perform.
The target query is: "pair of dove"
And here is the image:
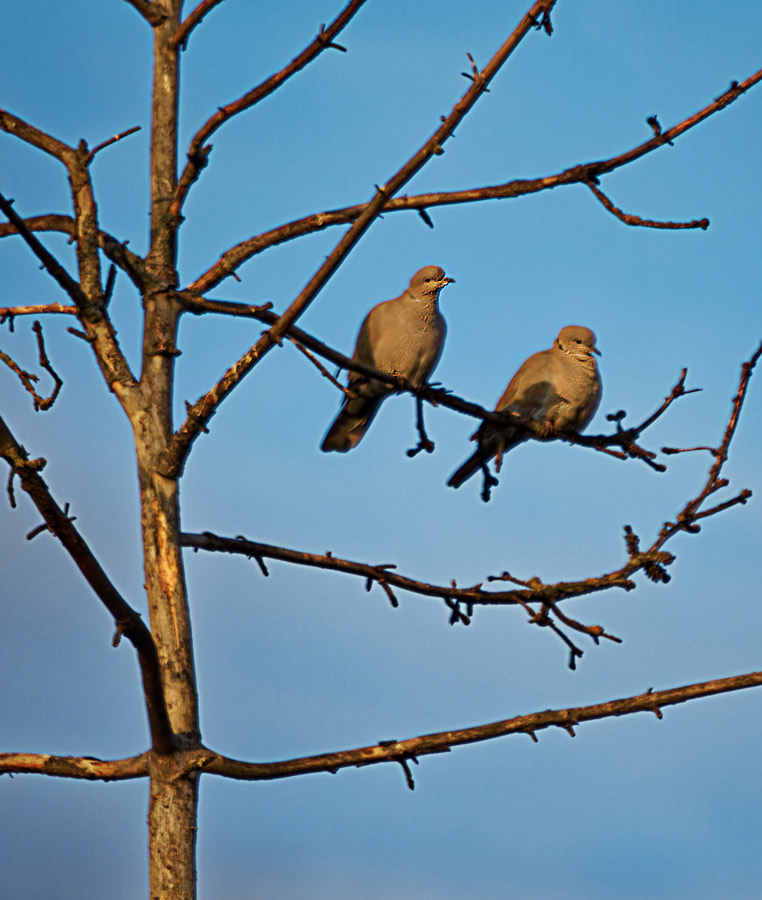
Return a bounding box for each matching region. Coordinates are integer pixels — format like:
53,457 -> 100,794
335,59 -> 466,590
321,265 -> 601,488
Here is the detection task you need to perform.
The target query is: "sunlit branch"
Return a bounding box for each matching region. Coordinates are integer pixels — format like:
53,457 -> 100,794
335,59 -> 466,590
171,0 -> 367,217
0,303 -> 78,321
0,751 -> 149,780
0,416 -> 174,754
190,64 -> 762,293
194,671 -> 762,783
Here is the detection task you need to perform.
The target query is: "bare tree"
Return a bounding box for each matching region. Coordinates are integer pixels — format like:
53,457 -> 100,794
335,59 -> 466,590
1,2 -> 761,898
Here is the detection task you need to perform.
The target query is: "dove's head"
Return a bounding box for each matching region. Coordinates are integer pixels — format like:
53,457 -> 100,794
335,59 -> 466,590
408,265 -> 455,298
556,325 -> 601,358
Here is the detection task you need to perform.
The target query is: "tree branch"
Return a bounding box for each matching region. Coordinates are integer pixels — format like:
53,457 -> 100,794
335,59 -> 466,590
122,0 -> 166,26
171,0 -> 368,217
0,751 -> 149,780
164,0 -> 557,475
0,321 -> 63,411
0,416 -> 175,754
0,303 -> 78,322
188,64 -> 762,293
586,181 -> 709,230
171,0 -> 226,49
193,671 -> 762,781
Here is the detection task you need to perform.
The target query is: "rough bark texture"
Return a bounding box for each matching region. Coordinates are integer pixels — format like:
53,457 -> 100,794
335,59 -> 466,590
140,5 -> 199,899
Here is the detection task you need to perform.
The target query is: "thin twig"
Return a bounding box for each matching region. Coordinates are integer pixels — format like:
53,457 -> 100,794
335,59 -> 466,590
85,126 -> 141,165
586,181 -> 709,230
286,336 -> 352,395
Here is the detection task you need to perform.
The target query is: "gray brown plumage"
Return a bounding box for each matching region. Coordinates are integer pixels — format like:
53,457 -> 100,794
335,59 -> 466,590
448,325 -> 601,488
321,266 -> 453,452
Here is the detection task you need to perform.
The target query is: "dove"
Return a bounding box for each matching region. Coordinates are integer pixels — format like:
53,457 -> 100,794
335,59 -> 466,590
320,266 -> 453,452
447,325 -> 601,490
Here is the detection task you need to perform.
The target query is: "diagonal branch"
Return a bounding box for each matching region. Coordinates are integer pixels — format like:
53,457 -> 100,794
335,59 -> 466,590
171,0 -> 226,49
0,751 -> 149,780
164,0 -> 558,476
0,415 -> 175,754
189,64 -> 762,293
194,671 -> 762,781
171,0 -> 368,218
0,194 -> 87,305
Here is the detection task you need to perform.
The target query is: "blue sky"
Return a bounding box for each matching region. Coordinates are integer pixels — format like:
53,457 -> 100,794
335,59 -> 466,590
2,2 -> 762,898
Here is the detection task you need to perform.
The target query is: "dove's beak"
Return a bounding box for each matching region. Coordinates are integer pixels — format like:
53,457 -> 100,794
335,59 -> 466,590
442,277 -> 455,285
591,346 -> 601,356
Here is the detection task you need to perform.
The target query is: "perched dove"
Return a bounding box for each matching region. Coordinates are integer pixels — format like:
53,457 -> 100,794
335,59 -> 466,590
447,325 -> 601,489
321,265 -> 453,452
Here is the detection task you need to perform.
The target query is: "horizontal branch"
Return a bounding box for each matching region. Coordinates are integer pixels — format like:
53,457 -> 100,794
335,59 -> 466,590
0,416 -> 174,754
195,670 -> 762,782
189,63 -> 762,293
172,0 -> 367,217
0,213 -> 147,290
181,530 -> 658,610
0,303 -> 78,320
0,751 -> 149,780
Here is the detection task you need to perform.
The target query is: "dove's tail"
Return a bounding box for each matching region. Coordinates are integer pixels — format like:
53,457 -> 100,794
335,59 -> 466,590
320,396 -> 384,452
446,450 -> 486,488
447,430 -> 526,489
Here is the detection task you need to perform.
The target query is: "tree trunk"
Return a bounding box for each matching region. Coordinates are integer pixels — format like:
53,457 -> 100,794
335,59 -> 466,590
140,4 -> 199,897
